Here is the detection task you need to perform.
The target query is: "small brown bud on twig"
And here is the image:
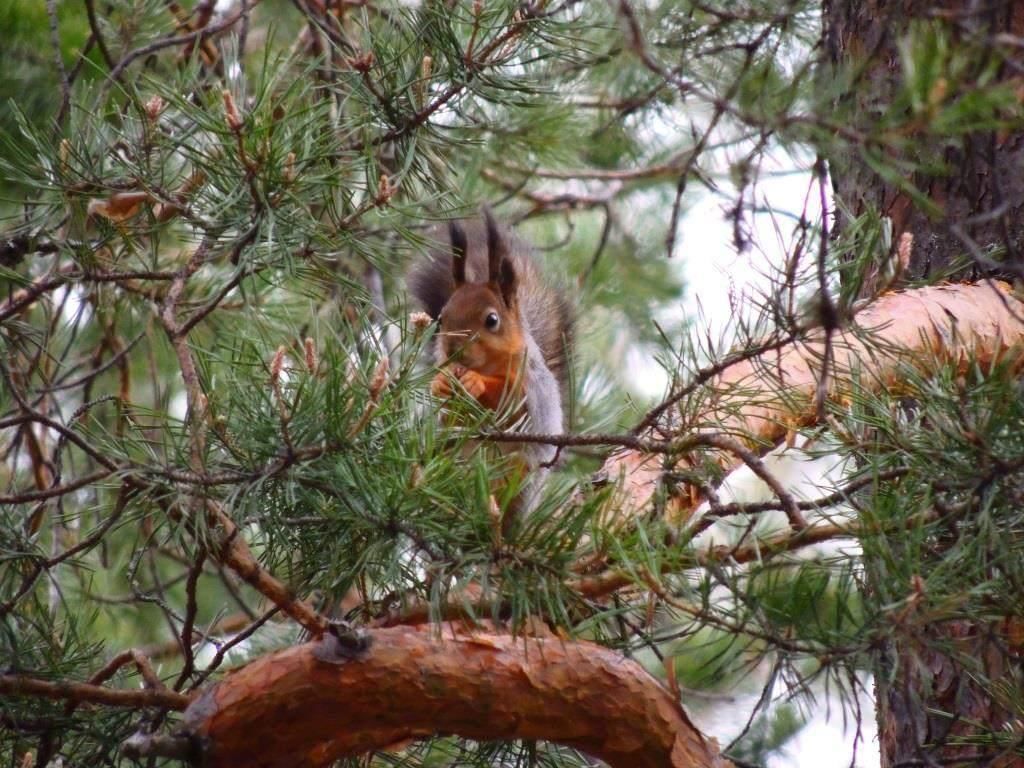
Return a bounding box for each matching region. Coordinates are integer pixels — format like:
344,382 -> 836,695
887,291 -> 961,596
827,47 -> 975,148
368,357 -> 389,401
488,495 -> 502,551
409,311 -> 433,335
303,337 -> 318,373
59,139 -> 71,176
145,95 -> 166,122
347,50 -> 375,73
269,346 -> 293,439
644,592 -> 657,628
284,152 -> 297,185
415,54 -> 433,106
222,89 -> 243,131
375,174 -> 396,206
270,345 -> 287,387
473,0 -> 483,16
348,357 -> 391,438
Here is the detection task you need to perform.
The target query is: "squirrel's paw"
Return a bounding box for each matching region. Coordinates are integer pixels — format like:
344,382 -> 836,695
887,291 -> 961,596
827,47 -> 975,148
431,366 -> 489,403
455,368 -> 488,401
430,369 -> 455,399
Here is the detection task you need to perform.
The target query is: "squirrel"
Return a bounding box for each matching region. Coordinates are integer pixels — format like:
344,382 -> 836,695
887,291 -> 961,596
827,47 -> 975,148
408,207 -> 573,494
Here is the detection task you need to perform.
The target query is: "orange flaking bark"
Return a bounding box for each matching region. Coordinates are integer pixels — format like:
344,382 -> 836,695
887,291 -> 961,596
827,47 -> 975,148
179,624 -> 731,768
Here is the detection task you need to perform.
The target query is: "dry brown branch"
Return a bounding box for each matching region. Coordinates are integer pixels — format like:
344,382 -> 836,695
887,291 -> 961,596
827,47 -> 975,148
202,501 -> 329,638
87,648 -> 163,691
0,674 -> 190,711
131,625 -> 731,768
604,281 -> 1024,524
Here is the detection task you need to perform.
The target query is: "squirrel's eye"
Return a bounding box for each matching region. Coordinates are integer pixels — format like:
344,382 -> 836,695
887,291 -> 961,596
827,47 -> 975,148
484,312 -> 500,331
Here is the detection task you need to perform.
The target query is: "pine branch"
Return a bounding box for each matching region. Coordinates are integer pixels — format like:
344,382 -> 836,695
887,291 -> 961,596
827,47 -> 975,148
605,281 -> 1024,524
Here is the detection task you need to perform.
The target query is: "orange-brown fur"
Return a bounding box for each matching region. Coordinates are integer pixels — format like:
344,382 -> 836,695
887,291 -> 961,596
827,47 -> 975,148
431,367 -> 520,411
431,280 -> 526,412
407,216 -> 572,417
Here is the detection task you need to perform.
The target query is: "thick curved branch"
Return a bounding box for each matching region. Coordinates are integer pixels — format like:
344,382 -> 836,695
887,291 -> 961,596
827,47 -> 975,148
136,625 -> 730,768
605,281 -> 1024,523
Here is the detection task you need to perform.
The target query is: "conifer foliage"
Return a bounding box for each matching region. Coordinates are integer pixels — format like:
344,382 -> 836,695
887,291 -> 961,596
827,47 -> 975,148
3,2 -> 1024,766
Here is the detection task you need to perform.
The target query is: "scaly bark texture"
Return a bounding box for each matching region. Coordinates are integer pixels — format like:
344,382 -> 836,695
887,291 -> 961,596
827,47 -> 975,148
824,0 -> 1024,281
174,624 -> 730,768
823,3 -> 1024,763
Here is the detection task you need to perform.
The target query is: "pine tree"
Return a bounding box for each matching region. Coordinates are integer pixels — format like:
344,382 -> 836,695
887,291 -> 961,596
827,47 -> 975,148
2,2 -> 1023,767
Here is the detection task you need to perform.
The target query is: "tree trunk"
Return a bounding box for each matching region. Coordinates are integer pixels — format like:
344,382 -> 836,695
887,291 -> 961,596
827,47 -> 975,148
824,0 -> 1024,281
822,2 -> 1024,764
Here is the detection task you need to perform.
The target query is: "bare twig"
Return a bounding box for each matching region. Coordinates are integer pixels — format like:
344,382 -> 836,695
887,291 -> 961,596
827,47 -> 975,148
0,675 -> 189,711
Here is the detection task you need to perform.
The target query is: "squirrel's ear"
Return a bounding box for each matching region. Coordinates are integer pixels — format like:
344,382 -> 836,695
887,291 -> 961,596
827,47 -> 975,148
482,205 -> 508,285
448,220 -> 467,286
498,256 -> 517,308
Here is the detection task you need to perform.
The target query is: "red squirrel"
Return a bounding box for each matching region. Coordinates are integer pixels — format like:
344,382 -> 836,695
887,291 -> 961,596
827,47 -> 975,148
408,207 -> 573,479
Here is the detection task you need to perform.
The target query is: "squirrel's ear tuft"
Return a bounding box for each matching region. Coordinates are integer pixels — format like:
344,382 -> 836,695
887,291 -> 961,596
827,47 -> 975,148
498,256 -> 517,308
449,220 -> 467,286
482,205 -> 508,284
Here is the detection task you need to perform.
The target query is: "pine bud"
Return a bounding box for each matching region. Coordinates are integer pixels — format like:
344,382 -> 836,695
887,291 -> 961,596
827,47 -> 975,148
409,311 -> 432,335
368,357 -> 389,400
145,95 -> 166,122
270,345 -> 287,386
416,54 -> 433,106
284,152 -> 297,184
222,89 -> 243,131
376,174 -> 395,206
303,337 -> 318,373
59,139 -> 71,177
348,51 -> 375,73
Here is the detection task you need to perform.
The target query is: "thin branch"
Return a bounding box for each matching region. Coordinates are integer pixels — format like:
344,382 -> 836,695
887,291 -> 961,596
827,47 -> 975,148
0,675 -> 190,711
